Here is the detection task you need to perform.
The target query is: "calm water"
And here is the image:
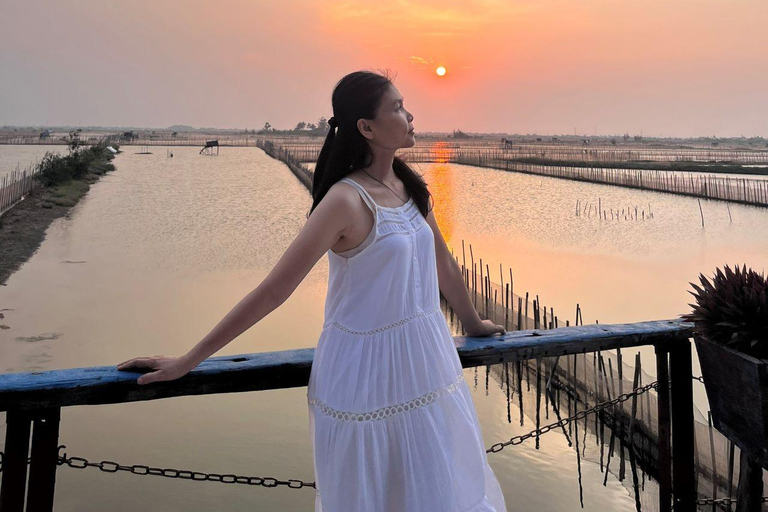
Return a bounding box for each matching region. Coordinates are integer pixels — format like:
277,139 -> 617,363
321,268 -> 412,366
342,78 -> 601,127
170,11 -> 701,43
2,145 -> 768,510
0,144 -> 63,180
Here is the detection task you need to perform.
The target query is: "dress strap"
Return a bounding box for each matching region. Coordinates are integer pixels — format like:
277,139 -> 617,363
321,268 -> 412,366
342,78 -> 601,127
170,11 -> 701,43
339,177 -> 377,212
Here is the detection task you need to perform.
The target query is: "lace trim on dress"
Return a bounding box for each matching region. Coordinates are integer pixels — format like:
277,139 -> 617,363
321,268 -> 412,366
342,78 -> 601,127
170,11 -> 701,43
323,306 -> 441,335
309,372 -> 465,422
464,493 -> 493,512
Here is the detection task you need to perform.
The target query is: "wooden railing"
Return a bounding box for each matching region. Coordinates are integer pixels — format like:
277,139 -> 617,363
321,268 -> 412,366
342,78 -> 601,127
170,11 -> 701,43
0,319 -> 696,512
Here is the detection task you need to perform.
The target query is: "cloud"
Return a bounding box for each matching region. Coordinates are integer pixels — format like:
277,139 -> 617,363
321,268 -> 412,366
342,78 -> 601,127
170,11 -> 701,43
409,56 -> 432,66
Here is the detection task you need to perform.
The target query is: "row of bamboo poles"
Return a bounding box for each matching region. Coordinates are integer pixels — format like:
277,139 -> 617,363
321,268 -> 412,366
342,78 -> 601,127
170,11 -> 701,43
0,165 -> 41,217
452,154 -> 768,208
576,199 -> 655,221
0,136 -> 108,146
499,144 -> 768,164
444,239 -> 567,333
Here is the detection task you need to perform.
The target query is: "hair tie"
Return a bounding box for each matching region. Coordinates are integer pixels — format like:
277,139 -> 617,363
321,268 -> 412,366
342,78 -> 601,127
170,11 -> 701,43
328,117 -> 338,129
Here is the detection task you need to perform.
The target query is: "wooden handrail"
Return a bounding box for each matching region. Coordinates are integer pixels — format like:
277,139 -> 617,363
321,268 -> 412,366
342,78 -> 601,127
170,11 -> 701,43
0,319 -> 692,412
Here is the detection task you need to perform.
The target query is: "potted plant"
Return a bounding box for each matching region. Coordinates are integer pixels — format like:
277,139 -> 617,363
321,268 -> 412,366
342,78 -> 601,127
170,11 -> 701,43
682,264 -> 768,466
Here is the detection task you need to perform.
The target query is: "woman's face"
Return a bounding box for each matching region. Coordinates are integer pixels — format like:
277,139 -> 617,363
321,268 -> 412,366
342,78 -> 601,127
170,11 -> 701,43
358,84 -> 415,150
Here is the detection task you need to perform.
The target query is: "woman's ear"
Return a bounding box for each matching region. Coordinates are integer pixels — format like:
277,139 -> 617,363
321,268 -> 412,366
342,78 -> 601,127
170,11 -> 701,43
357,118 -> 374,140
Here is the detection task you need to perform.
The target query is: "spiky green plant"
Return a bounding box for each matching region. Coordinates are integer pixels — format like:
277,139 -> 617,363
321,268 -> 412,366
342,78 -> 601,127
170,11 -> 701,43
681,264 -> 768,358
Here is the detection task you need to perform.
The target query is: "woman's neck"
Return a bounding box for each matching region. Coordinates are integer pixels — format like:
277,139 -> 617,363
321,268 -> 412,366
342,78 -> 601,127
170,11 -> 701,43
363,146 -> 397,183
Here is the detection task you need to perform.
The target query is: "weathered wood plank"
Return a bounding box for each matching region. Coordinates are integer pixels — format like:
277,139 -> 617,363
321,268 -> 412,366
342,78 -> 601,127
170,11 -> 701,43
0,319 -> 692,411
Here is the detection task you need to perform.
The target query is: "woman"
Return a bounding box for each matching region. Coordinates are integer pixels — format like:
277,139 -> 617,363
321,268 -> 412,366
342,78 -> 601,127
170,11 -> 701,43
117,70 -> 508,512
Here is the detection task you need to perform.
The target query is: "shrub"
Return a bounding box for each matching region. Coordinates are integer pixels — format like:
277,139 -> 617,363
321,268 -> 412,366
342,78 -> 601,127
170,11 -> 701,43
32,142 -> 115,187
34,151 -> 72,187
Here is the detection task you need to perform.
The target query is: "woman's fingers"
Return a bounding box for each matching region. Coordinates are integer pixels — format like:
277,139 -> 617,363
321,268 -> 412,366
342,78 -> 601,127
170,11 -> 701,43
137,370 -> 163,385
117,356 -> 188,385
117,357 -> 156,370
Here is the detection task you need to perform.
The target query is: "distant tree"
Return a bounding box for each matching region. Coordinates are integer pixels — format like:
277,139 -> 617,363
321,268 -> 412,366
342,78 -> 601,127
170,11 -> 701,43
66,131 -> 81,154
263,122 -> 273,132
294,121 -> 307,131
317,117 -> 330,132
307,123 -> 317,131
450,129 -> 471,139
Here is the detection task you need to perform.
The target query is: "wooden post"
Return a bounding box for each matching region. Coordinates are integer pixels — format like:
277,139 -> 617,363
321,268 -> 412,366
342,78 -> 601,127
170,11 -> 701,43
655,345 -> 672,512
669,341 -> 696,512
26,408 -> 62,512
735,451 -> 762,512
0,409 -> 32,512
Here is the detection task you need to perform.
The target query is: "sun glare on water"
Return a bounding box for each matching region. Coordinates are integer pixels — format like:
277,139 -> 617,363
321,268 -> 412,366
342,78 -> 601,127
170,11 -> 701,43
436,66 -> 446,76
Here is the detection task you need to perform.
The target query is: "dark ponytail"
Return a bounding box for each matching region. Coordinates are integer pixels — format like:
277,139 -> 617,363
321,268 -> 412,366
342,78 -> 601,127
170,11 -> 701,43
307,70 -> 432,219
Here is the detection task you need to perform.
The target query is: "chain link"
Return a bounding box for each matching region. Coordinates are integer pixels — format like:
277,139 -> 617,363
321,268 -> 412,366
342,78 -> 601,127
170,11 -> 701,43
0,446 -> 315,490
692,375 -> 705,384
486,381 -> 658,453
694,496 -> 768,506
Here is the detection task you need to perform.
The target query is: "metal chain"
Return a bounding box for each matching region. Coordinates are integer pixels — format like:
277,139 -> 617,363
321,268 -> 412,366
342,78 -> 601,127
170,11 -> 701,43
0,446 -> 315,490
692,375 -> 705,384
5,447 -> 768,504
486,381 -> 658,453
694,496 -> 768,506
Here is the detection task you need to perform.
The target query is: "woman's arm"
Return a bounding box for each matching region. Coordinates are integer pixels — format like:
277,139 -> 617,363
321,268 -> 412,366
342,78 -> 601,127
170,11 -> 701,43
117,185 -> 360,384
425,209 -> 505,337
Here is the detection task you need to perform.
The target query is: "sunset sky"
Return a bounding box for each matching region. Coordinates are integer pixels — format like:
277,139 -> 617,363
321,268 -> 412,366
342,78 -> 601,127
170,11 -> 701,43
2,0 -> 767,137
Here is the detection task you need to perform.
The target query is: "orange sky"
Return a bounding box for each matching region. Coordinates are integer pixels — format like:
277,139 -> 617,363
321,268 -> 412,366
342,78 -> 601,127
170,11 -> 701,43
1,0 -> 767,136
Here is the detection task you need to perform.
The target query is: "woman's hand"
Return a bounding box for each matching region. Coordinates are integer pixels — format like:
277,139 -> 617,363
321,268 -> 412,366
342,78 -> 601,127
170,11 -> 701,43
116,355 -> 194,385
465,319 -> 506,337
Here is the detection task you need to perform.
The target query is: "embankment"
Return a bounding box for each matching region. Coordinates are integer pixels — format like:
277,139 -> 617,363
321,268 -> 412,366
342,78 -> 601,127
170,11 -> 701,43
0,144 -> 118,285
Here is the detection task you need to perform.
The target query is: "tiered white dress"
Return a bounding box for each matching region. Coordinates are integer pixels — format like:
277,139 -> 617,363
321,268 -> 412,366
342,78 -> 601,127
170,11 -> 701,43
307,177 -> 507,512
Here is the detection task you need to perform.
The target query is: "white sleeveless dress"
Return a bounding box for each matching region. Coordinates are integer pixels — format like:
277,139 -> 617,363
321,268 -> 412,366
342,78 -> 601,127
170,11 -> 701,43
307,177 -> 507,512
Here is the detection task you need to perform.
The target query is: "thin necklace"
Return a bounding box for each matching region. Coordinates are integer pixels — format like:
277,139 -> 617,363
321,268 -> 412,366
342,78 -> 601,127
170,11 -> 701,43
360,169 -> 409,204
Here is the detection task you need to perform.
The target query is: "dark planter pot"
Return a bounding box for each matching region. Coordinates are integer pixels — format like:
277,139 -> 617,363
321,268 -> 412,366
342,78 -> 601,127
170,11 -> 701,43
694,335 -> 768,468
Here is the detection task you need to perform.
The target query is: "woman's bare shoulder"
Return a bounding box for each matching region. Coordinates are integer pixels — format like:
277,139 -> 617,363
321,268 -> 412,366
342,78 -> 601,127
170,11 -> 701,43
322,179 -> 362,206
313,179 -> 365,218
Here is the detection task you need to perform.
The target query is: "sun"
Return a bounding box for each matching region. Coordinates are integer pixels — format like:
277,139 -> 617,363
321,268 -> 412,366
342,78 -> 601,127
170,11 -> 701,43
436,66 -> 446,77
